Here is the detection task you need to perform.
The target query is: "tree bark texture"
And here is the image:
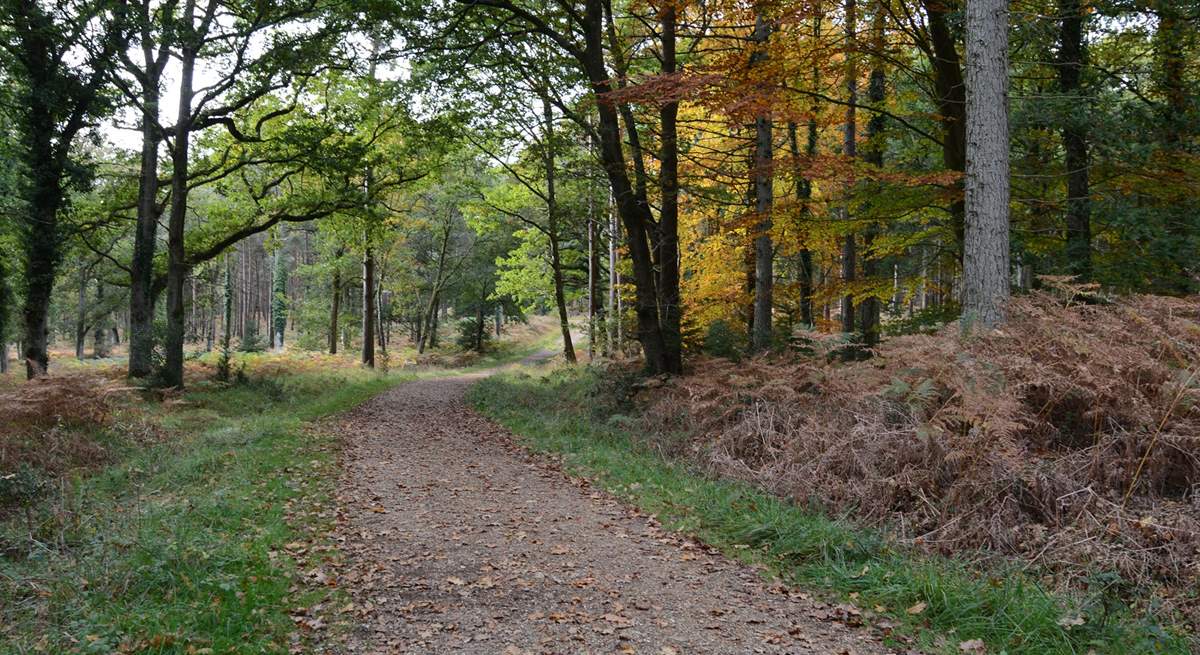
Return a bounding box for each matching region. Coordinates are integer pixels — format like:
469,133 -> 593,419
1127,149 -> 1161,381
963,0 -> 1012,328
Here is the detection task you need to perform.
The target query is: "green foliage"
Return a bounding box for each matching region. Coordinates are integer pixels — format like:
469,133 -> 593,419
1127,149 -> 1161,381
702,319 -> 747,360
494,228 -> 555,313
0,465 -> 43,509
884,302 -> 962,336
470,368 -> 1191,655
455,316 -> 493,352
239,323 -> 267,353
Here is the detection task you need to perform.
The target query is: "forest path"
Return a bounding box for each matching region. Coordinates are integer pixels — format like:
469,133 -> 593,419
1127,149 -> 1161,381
329,364 -> 900,655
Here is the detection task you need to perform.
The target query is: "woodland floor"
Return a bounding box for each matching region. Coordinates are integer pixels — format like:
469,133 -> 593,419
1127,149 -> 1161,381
326,357 -> 903,655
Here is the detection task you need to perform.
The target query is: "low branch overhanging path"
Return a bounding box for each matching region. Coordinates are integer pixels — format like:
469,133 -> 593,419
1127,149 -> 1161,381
327,360 -> 905,654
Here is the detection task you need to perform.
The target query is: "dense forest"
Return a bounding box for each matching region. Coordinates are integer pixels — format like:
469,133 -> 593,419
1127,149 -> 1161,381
1,0 -> 1198,653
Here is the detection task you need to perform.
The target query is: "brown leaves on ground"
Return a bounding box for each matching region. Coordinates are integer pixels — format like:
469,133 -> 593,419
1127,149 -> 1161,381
0,373 -> 151,484
636,291 -> 1200,624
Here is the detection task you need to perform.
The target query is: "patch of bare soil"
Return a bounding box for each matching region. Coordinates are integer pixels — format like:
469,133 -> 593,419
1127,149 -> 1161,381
324,375 -> 902,654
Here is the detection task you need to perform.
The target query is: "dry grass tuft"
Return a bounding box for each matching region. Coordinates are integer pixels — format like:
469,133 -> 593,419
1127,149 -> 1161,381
638,292 -> 1200,621
0,373 -> 146,480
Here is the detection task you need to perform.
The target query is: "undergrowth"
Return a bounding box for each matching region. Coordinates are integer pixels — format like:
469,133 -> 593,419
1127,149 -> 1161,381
0,363 -> 409,654
469,366 -> 1191,655
640,292 -> 1200,629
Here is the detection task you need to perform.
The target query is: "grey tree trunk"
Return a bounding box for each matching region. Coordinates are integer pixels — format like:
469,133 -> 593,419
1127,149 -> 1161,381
163,37 -> 197,388
20,142 -> 63,378
128,67 -> 164,378
963,0 -> 1012,328
93,282 -> 108,358
751,7 -> 774,352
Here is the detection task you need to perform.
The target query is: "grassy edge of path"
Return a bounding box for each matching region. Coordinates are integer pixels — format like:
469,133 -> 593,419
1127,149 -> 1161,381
468,365 -> 1190,655
1,366 -> 406,654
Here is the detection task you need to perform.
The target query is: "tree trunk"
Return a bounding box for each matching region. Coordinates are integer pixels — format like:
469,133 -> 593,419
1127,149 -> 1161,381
362,245 -> 375,367
541,90 -> 577,364
223,254 -> 233,353
272,226 -> 287,349
93,281 -> 108,358
475,302 -> 485,351
788,122 -> 816,327
1154,0 -> 1188,148
859,7 -> 886,349
430,297 -> 441,348
163,42 -> 197,388
751,7 -> 774,353
378,287 -> 388,351
75,267 -> 89,360
963,0 -> 1011,328
608,196 -> 620,354
1058,0 -> 1091,280
581,0 -> 669,373
657,5 -> 683,370
129,66 -> 163,378
0,257 -> 9,374
587,199 -> 597,359
923,0 -> 968,258
840,0 -> 858,337
20,146 -> 63,378
789,12 -> 821,329
329,252 -> 342,354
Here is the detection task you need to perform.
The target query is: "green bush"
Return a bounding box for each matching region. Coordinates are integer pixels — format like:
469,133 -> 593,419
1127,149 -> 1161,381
455,317 -> 493,352
0,465 -> 43,509
239,323 -> 267,352
884,302 -> 961,336
702,319 -> 747,360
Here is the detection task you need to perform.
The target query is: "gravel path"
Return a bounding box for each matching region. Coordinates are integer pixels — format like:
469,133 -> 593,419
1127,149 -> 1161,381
329,368 -> 904,655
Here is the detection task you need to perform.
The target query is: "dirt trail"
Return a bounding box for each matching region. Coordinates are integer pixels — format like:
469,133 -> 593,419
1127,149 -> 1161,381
329,365 -> 903,654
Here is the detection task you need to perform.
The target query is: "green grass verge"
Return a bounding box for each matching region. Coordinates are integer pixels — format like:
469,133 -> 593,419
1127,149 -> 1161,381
0,365 -> 409,654
468,366 -> 1190,655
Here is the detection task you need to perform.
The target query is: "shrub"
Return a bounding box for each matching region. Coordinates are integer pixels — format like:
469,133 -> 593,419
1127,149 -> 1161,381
239,323 -> 267,352
455,317 -> 493,352
702,319 -> 746,360
0,465 -> 43,509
